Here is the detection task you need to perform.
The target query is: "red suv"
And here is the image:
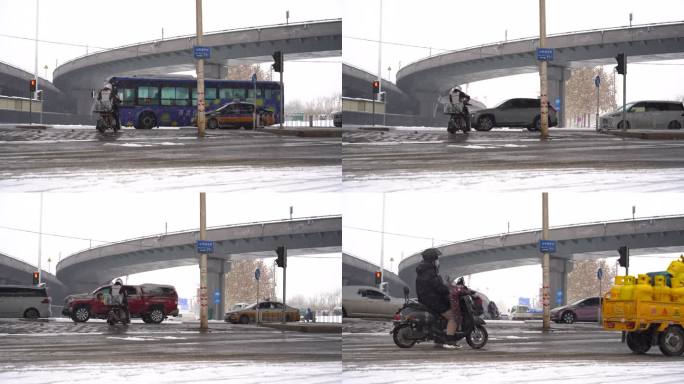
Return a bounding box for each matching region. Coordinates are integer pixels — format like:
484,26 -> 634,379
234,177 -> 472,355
62,284 -> 179,324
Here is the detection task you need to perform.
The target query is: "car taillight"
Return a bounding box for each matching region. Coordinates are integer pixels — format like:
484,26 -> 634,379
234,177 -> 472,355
606,321 -> 615,328
393,313 -> 401,321
42,298 -> 51,304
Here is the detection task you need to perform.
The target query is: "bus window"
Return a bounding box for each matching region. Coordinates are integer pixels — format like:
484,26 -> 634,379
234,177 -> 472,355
161,87 -> 189,106
137,86 -> 159,105
219,88 -> 247,100
191,88 -> 217,106
265,89 -> 272,99
247,88 -> 264,99
119,88 -> 135,106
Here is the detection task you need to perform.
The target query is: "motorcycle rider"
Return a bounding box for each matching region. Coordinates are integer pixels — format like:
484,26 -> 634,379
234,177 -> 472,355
415,247 -> 460,348
450,277 -> 476,331
96,82 -> 121,130
110,279 -> 130,324
448,85 -> 472,130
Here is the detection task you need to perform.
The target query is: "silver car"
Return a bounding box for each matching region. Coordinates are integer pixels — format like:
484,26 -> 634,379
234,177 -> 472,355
600,100 -> 684,130
342,285 -> 405,318
0,285 -> 52,318
471,98 -> 558,131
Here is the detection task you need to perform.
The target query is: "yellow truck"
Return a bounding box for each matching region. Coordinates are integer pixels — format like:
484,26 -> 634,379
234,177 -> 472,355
602,255 -> 684,356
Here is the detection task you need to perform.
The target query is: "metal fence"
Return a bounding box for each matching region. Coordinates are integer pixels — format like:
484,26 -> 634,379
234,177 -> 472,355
284,113 -> 334,127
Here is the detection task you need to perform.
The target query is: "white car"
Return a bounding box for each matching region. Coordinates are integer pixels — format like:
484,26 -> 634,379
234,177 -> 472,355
600,100 -> 684,130
0,285 -> 52,318
342,285 -> 405,318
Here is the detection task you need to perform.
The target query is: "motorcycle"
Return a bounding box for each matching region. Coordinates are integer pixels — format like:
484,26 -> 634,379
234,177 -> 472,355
446,98 -> 471,134
95,110 -> 120,133
106,304 -> 129,326
391,287 -> 488,349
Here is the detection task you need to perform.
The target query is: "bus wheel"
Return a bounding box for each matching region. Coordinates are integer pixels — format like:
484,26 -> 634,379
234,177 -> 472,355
138,112 -> 156,129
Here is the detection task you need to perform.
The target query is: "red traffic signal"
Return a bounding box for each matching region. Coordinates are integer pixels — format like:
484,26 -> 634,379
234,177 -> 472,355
32,271 -> 39,285
615,53 -> 626,75
374,271 -> 382,285
372,80 -> 380,94
29,79 -> 37,92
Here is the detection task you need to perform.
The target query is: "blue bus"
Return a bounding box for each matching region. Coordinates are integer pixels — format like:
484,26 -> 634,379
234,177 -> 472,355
108,76 -> 282,129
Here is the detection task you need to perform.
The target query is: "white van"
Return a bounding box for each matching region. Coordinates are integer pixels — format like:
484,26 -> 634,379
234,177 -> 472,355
0,285 -> 52,318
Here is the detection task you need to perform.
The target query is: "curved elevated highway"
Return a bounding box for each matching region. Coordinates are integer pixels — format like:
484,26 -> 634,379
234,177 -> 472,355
342,252 -> 408,298
396,21 -> 684,124
398,215 -> 684,306
53,19 -> 342,114
0,251 -> 68,299
56,216 -> 341,314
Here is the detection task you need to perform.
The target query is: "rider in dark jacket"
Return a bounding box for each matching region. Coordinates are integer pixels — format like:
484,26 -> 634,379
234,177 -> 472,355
415,248 -> 459,347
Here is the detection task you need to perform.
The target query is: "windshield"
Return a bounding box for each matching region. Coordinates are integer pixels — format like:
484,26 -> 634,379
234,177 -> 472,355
616,102 -> 635,112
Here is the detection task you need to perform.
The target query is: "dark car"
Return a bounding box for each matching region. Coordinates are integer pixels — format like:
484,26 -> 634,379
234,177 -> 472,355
471,98 -> 558,131
551,296 -> 601,324
62,283 -> 179,324
197,102 -> 275,129
332,111 -> 342,127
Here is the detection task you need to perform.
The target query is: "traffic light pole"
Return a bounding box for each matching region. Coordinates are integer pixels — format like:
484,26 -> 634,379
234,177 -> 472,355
538,0 -> 549,139
280,70 -> 284,129
282,254 -> 287,323
542,192 -> 550,331
622,62 -> 627,131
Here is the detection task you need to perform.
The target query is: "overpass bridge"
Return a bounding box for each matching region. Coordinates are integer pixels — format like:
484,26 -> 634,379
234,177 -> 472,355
53,19 -> 342,115
56,216 -> 341,318
342,252 -> 408,298
0,251 -> 68,300
341,21 -> 684,127
398,215 -> 684,307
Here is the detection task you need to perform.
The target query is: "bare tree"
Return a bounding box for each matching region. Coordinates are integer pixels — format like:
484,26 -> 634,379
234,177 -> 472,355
567,259 -> 617,304
224,259 -> 276,309
224,64 -> 272,81
564,66 -> 617,126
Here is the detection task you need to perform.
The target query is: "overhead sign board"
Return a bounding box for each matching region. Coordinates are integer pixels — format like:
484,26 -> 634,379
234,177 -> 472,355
539,240 -> 557,253
196,240 -> 214,254
536,48 -> 554,61
193,46 -> 211,59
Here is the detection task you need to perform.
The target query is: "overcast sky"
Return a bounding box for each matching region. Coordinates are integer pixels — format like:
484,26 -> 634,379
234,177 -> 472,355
343,192 -> 684,311
0,193 -> 341,303
343,0 -> 684,107
0,0 -> 341,103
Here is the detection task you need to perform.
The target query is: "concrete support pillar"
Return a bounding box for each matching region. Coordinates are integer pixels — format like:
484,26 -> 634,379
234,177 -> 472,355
414,90 -> 439,119
549,256 -> 573,308
546,65 -> 571,128
205,63 -> 229,79
207,257 -> 228,320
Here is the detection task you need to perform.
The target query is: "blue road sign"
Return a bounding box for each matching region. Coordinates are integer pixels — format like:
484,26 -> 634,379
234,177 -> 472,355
518,297 -> 530,306
196,240 -> 214,254
255,268 -> 261,281
597,268 -> 603,280
251,73 -> 257,86
554,98 -> 561,111
594,75 -> 601,88
536,48 -> 554,61
556,290 -> 563,305
178,298 -> 189,310
193,46 -> 211,59
213,290 -> 220,304
539,240 -> 557,253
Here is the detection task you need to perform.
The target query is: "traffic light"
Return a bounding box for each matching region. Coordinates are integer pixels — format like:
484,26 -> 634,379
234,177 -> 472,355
618,246 -> 629,268
36,90 -> 43,101
374,271 -> 382,285
32,271 -> 39,285
615,53 -> 626,75
275,245 -> 287,268
379,91 -> 386,103
372,80 -> 380,94
272,51 -> 283,73
29,79 -> 37,92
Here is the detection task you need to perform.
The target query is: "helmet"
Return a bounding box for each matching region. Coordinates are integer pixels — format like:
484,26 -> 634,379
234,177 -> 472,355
113,278 -> 123,285
456,277 -> 465,285
451,85 -> 462,92
103,83 -> 112,90
421,247 -> 441,262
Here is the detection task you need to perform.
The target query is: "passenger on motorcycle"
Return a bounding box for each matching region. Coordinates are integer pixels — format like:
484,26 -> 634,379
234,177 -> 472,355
415,248 -> 460,347
448,86 -> 471,128
96,82 -> 121,130
450,277 -> 476,331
